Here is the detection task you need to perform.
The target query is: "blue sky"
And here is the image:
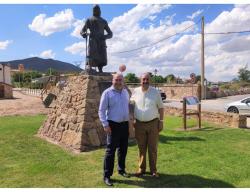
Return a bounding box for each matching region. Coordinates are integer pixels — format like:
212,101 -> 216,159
0,4 -> 249,81
0,4 -> 233,62
0,4 -> 134,62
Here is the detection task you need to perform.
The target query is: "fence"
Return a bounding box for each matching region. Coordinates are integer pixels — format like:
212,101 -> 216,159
127,83 -> 200,100
20,88 -> 42,97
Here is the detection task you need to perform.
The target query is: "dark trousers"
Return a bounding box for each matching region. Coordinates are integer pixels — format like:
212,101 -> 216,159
104,120 -> 129,178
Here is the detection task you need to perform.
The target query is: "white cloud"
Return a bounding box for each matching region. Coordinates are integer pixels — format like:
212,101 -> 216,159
64,41 -> 85,55
220,35 -> 250,53
0,40 -> 12,50
39,50 -> 55,59
71,19 -> 85,39
29,9 -> 75,36
109,4 -> 171,34
187,9 -> 203,20
160,13 -> 176,26
206,5 -> 250,33
64,4 -> 250,82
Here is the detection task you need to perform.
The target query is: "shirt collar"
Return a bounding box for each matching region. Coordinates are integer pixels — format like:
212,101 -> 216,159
111,85 -> 123,93
141,85 -> 152,93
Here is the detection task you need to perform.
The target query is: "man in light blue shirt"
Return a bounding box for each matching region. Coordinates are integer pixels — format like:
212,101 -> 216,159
98,73 -> 130,186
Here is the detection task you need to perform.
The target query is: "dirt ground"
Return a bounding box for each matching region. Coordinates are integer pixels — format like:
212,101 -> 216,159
0,90 -> 50,116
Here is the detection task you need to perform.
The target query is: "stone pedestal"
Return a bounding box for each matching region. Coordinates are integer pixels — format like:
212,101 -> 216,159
37,74 -> 113,153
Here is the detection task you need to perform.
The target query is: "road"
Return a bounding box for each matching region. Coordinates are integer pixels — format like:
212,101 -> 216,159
164,94 -> 250,112
1,90 -> 250,116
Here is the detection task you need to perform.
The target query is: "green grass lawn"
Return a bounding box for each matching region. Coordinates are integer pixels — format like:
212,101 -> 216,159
0,115 -> 249,188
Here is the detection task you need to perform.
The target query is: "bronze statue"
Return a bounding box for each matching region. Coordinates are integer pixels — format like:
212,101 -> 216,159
80,5 -> 113,73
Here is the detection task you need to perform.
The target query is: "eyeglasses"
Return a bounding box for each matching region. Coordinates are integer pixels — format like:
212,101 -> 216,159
142,78 -> 149,81
114,79 -> 123,82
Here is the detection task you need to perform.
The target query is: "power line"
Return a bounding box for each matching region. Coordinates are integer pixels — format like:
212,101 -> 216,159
110,18 -> 201,54
109,16 -> 250,55
205,30 -> 250,35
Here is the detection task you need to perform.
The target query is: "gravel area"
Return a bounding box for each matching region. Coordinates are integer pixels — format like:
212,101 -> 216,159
0,90 -> 50,116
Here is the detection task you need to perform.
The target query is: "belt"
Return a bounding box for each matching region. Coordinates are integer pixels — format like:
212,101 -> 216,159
136,118 -> 158,123
108,120 -> 128,125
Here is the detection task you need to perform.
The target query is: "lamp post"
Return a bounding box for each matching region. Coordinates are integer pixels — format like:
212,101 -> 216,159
154,69 -> 158,88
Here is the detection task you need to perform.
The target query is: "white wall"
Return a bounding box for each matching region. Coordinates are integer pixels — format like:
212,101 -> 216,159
0,64 -> 11,85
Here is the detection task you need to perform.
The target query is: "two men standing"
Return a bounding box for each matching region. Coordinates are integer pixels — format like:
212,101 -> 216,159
98,72 -> 164,186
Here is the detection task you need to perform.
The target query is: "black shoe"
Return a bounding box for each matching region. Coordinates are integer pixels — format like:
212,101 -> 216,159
119,171 -> 130,178
103,177 -> 113,186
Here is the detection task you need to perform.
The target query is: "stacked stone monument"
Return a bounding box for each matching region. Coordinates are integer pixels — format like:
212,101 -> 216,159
38,74 -> 113,153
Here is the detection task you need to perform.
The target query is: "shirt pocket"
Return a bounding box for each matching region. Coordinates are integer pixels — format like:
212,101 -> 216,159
145,96 -> 155,108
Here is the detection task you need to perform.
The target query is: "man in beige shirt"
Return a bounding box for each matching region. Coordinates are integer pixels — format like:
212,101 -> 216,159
131,72 -> 164,177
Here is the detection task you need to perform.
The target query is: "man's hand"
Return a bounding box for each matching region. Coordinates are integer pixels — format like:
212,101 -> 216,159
158,121 -> 164,132
104,126 -> 112,134
131,117 -> 136,127
80,32 -> 87,38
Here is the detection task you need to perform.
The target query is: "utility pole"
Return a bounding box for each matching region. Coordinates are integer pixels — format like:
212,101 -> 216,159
154,69 -> 158,88
201,16 -> 205,100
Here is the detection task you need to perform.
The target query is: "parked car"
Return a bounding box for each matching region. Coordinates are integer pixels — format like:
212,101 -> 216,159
225,97 -> 250,114
211,86 -> 219,92
210,83 -> 219,92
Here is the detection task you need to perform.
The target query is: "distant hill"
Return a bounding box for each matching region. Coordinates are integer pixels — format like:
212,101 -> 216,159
0,57 -> 82,73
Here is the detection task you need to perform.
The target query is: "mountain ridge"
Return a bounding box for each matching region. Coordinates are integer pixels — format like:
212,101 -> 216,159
0,57 -> 82,73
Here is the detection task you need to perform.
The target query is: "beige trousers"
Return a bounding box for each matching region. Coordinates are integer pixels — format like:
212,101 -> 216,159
134,118 -> 159,173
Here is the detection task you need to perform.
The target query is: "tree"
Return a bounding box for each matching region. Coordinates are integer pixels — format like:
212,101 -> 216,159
165,74 -> 176,83
195,75 -> 201,83
12,71 -> 42,83
124,73 -> 139,83
46,68 -> 59,76
151,75 -> 165,83
195,75 -> 207,83
238,64 -> 250,82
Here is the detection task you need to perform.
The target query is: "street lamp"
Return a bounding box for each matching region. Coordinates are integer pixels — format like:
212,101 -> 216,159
154,69 -> 158,88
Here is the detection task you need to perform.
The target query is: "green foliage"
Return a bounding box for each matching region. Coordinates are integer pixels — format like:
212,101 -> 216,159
219,83 -> 231,90
124,73 -> 139,83
195,75 -> 201,83
11,71 -> 43,87
12,71 -> 42,83
238,64 -> 250,82
46,68 -> 59,76
165,74 -> 176,83
219,82 -> 250,91
151,75 -> 165,83
0,115 -> 249,187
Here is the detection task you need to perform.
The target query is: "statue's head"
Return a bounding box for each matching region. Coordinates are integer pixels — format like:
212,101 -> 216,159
93,4 -> 101,17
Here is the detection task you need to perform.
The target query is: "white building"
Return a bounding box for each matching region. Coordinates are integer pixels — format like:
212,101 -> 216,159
0,64 -> 13,99
0,64 -> 11,85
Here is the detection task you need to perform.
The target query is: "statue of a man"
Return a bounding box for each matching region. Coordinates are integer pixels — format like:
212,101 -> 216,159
80,5 -> 113,73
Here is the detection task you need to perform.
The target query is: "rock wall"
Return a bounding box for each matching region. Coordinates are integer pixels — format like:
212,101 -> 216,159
38,74 -> 113,152
159,84 -> 200,100
159,84 -> 250,100
164,106 -> 247,128
209,89 -> 250,99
